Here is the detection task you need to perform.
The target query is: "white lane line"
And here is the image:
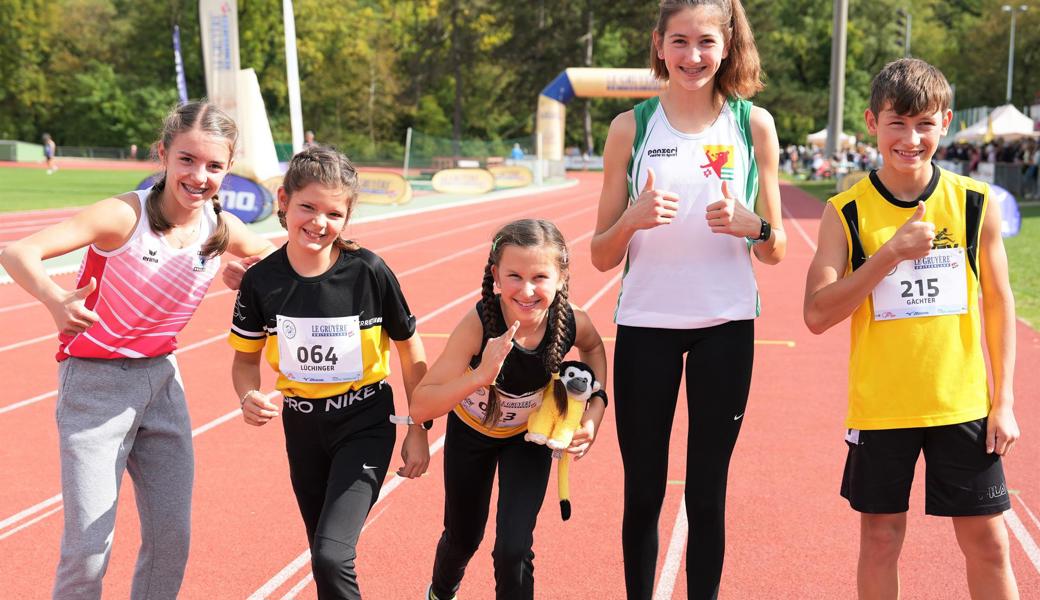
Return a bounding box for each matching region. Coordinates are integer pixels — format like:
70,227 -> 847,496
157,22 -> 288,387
0,390 -> 57,416
0,333 -> 54,353
1006,506 -> 1040,575
780,202 -> 818,252
0,300 -> 39,314
0,505 -> 64,541
653,497 -> 688,600
0,394 -> 274,538
581,272 -> 623,312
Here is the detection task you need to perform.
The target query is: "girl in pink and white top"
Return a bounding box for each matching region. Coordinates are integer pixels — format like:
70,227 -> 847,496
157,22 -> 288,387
1,101 -> 273,600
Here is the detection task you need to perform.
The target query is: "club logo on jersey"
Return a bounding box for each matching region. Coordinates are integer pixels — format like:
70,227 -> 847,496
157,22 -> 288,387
141,245 -> 160,264
646,146 -> 678,158
192,252 -> 209,272
932,228 -> 959,249
700,145 -> 734,181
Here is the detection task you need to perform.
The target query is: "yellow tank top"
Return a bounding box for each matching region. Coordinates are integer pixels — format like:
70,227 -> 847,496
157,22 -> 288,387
830,166 -> 990,429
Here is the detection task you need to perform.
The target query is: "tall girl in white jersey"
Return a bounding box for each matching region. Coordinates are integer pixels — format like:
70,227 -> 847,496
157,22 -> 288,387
590,1 -> 786,598
0,101 -> 274,599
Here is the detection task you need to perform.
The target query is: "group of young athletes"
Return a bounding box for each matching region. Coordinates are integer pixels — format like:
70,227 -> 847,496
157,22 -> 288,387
0,0 -> 1023,599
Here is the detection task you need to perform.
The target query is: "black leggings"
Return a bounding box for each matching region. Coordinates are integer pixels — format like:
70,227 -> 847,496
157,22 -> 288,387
281,384 -> 396,600
430,411 -> 553,600
614,320 -> 754,600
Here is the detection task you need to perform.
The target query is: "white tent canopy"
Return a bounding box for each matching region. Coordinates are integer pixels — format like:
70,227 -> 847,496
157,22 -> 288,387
953,104 -> 1038,143
806,128 -> 857,149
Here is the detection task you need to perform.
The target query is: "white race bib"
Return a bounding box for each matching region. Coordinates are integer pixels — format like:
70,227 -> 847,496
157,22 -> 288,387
872,247 -> 968,321
460,385 -> 543,429
276,315 -> 363,383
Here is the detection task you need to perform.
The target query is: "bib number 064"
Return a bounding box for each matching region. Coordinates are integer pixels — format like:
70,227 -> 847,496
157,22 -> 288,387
297,344 -> 338,365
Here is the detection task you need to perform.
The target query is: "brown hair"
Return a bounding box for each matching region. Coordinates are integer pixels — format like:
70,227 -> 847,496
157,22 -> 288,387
649,0 -> 763,99
147,100 -> 236,257
277,145 -> 361,252
479,219 -> 571,427
869,58 -> 952,117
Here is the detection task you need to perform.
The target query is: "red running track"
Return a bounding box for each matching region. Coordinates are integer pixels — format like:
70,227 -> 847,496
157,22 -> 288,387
0,172 -> 1037,599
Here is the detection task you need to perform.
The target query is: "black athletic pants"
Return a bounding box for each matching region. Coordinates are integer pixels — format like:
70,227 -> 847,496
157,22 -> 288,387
430,411 -> 553,600
614,320 -> 754,600
281,382 -> 396,600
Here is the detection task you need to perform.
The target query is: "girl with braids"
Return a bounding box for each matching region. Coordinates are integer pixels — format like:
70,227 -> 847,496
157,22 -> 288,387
0,100 -> 273,599
410,219 -> 607,600
229,146 -> 429,599
591,1 -> 785,598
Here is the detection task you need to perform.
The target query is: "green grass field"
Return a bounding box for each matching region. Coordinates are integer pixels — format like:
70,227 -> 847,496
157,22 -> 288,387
788,179 -> 1040,328
1,166 -> 150,212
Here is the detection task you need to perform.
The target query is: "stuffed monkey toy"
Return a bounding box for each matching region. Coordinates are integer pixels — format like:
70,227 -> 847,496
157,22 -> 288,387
525,360 -> 600,520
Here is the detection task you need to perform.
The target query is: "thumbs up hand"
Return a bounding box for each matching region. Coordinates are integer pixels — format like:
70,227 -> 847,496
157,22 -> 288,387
47,277 -> 101,336
626,168 -> 681,230
706,181 -> 761,238
886,202 -> 935,261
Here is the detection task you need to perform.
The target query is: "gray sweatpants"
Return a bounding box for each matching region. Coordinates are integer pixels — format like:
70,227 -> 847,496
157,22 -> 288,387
53,354 -> 194,600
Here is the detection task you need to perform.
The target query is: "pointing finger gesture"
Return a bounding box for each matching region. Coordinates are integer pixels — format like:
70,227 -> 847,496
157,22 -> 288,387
476,321 -> 519,387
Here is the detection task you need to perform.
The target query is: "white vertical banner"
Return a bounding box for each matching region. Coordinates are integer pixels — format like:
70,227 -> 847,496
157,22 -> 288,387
283,0 -> 304,153
235,69 -> 282,182
199,0 -> 240,119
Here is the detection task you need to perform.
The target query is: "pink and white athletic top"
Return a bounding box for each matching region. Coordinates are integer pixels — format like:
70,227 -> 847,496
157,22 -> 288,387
57,189 -> 221,361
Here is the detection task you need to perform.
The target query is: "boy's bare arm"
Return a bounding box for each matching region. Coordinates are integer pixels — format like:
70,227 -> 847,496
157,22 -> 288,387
804,202 -> 934,334
978,196 -> 1019,455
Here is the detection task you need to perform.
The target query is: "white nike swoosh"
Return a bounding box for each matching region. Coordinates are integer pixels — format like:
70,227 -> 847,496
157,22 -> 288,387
362,463 -> 378,470
733,413 -> 744,421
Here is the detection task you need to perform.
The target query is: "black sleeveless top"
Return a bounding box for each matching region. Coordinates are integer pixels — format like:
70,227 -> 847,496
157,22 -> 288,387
468,297 -> 577,397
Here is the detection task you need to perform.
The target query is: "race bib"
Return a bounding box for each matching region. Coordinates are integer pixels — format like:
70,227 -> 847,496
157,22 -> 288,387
276,315 -> 363,383
460,385 -> 542,429
872,247 -> 968,321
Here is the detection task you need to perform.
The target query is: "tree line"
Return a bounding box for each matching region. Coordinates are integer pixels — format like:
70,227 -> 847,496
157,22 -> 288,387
2,0 -> 1036,160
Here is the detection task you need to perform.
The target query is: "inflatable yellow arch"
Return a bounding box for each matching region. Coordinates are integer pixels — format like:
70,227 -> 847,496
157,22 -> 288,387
536,68 -> 665,161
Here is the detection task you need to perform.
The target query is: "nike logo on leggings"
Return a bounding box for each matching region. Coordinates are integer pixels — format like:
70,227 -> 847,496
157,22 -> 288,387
733,413 -> 744,421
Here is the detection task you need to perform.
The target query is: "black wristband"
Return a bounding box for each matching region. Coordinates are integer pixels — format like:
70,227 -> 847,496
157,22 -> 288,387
590,389 -> 608,408
752,217 -> 771,243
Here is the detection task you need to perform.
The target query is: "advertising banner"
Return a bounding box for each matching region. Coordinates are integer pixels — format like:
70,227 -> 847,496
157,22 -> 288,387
358,171 -> 413,205
489,165 -> 533,189
137,173 -> 273,224
199,0 -> 240,118
431,169 -> 496,194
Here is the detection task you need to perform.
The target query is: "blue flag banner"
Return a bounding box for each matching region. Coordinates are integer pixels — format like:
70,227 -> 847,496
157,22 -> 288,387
173,25 -> 189,105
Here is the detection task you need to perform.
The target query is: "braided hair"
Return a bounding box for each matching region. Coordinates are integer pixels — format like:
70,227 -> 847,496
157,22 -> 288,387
146,101 -> 236,258
479,219 -> 571,427
277,145 -> 361,252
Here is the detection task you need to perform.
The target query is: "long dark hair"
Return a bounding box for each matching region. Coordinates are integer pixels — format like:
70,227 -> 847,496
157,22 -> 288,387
277,145 -> 361,252
479,219 -> 571,426
147,100 -> 237,257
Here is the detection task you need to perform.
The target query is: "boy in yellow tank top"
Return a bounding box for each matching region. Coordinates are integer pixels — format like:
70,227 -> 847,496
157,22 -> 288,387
804,58 -> 1020,599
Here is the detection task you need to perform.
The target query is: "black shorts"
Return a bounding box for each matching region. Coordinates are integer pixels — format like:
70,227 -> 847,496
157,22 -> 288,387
840,418 -> 1010,516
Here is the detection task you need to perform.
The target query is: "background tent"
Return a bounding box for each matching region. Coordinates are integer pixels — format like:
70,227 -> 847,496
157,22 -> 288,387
953,104 -> 1038,143
806,128 -> 857,150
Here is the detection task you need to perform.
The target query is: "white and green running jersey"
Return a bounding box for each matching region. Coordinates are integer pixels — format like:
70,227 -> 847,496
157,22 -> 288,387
616,96 -> 761,329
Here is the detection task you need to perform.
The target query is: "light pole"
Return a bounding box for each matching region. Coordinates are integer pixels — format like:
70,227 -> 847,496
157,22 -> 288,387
1002,4 -> 1028,105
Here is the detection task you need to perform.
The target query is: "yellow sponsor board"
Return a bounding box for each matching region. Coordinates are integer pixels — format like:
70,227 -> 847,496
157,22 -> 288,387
432,168 -> 496,194
566,68 -> 664,99
358,170 -> 413,205
489,165 -> 533,189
